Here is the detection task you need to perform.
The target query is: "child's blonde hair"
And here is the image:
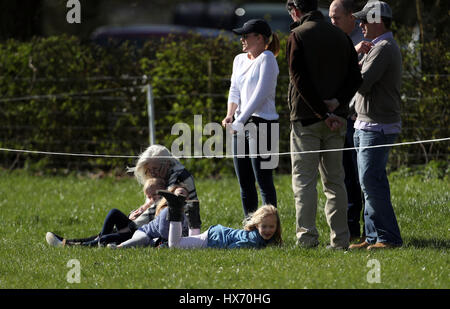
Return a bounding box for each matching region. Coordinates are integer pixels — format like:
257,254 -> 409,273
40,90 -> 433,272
143,177 -> 166,196
244,205 -> 282,245
154,182 -> 189,217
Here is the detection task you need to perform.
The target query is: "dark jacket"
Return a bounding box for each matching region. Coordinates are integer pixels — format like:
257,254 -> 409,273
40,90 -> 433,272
286,11 -> 362,125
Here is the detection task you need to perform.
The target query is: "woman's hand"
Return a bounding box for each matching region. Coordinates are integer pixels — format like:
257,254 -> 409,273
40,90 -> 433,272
128,209 -> 141,220
222,102 -> 238,128
221,115 -> 233,128
128,203 -> 148,220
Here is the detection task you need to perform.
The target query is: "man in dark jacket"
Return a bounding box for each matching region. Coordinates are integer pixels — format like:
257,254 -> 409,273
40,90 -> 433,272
286,0 -> 362,249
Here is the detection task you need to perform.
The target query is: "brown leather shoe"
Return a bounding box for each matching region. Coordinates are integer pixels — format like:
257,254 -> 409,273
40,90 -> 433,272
349,241 -> 370,250
367,242 -> 397,250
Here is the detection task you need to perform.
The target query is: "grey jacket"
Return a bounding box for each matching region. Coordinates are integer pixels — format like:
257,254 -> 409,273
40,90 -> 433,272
355,35 -> 403,124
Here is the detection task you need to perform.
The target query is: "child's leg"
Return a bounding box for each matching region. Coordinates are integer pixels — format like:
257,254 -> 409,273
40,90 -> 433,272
160,190 -> 206,248
168,222 -> 183,248
189,228 -> 201,236
98,230 -> 134,246
100,208 -> 131,235
118,230 -> 152,248
169,222 -> 207,248
66,234 -> 99,244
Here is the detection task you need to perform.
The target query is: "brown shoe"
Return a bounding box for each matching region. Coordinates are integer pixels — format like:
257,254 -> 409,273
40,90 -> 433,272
349,241 -> 370,250
367,242 -> 397,250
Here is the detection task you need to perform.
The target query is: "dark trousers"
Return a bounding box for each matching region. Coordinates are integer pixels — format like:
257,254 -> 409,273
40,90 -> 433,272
232,118 -> 277,217
343,118 -> 364,237
83,208 -> 135,246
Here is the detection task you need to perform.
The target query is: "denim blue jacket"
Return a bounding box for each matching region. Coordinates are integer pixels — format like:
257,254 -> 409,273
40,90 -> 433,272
206,225 -> 269,249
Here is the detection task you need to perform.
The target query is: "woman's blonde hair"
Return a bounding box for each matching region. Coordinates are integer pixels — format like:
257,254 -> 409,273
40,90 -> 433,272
128,145 -> 179,185
264,32 -> 280,57
154,182 -> 189,217
244,205 -> 282,245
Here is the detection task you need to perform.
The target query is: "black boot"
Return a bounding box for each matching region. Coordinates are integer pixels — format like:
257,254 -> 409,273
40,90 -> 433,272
185,200 -> 202,229
157,190 -> 186,222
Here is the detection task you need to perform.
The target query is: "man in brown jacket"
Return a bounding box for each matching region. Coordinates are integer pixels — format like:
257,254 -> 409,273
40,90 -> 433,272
286,0 -> 362,249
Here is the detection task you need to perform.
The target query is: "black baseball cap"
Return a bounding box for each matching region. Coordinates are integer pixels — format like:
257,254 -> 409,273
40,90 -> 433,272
232,19 -> 272,37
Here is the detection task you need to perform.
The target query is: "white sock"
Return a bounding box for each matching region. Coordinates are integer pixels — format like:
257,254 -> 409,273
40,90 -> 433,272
189,228 -> 201,236
169,221 -> 182,248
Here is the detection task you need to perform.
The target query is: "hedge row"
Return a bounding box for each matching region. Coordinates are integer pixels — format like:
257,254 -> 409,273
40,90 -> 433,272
0,27 -> 448,177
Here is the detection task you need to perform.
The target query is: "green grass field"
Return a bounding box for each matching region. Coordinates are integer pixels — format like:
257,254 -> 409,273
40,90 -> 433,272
0,168 -> 448,289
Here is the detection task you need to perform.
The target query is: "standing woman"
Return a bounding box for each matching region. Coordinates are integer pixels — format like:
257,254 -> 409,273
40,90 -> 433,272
222,19 -> 280,217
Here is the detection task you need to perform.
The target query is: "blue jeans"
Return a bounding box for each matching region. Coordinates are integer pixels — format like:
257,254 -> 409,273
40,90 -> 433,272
354,129 -> 403,246
232,119 -> 277,217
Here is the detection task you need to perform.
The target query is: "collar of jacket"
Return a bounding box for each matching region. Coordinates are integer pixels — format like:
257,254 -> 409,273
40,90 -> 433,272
289,10 -> 324,31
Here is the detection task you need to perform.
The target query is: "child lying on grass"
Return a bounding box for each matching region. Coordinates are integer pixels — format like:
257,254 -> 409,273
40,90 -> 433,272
46,177 -> 166,247
158,190 -> 282,249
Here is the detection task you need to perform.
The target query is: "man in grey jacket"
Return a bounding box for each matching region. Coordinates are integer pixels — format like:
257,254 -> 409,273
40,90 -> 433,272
349,1 -> 403,250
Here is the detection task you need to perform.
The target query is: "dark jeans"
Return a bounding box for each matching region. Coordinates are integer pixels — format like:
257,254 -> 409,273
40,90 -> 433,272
232,117 -> 277,217
343,118 -> 364,237
83,208 -> 136,246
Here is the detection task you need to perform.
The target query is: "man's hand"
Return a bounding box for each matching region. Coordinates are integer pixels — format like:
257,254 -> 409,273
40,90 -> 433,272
355,41 -> 373,55
324,113 -> 344,131
324,98 -> 340,112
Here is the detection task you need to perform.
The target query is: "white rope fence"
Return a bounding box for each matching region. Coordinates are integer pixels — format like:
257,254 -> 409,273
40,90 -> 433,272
0,137 -> 448,159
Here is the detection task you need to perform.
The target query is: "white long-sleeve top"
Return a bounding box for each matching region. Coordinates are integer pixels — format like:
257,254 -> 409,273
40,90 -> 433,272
227,50 -> 279,131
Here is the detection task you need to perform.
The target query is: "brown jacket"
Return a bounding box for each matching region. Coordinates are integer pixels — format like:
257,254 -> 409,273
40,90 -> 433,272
287,11 -> 362,125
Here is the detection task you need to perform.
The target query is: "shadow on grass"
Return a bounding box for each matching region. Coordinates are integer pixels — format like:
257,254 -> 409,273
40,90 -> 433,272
405,237 -> 450,249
